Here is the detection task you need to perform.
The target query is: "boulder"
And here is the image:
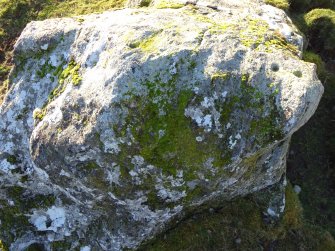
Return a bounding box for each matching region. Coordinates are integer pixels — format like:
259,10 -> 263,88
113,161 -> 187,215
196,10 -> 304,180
0,1 -> 323,250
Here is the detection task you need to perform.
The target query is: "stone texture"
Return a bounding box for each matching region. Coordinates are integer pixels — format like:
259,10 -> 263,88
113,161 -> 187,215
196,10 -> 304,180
0,1 -> 323,250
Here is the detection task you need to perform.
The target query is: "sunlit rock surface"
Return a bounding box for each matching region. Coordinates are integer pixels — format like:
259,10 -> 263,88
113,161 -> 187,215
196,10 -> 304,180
0,1 -> 323,250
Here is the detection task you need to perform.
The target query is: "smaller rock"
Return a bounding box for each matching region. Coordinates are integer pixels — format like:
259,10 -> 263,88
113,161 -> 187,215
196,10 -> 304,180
293,185 -> 302,194
40,43 -> 49,50
235,238 -> 242,245
80,246 -> 91,251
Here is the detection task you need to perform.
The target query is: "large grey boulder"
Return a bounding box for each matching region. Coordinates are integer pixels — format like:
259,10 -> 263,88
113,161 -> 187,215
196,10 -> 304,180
0,1 -> 323,250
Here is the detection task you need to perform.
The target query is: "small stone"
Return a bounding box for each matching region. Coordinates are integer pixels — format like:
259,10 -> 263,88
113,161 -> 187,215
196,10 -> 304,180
293,185 -> 302,194
40,43 -> 49,50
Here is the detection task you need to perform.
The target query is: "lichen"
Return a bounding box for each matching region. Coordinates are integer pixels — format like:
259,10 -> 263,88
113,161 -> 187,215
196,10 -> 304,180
263,32 -> 300,56
185,9 -> 231,34
137,30 -> 163,53
155,0 -> 184,9
211,72 -> 230,84
239,19 -> 299,56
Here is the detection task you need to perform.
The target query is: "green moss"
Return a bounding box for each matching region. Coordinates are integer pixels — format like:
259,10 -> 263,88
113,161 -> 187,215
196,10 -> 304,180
37,0 -> 127,19
134,86 -> 231,179
264,0 -> 290,11
110,66 -> 237,201
263,32 -> 300,56
239,19 -> 299,56
0,64 -> 10,80
139,0 -> 152,7
6,155 -> 18,164
33,59 -> 82,121
211,72 -> 230,84
188,11 -> 231,34
240,19 -> 269,48
33,109 -> 46,121
83,161 -> 100,170
15,107 -> 29,120
293,70 -> 303,77
249,99 -> 284,144
303,50 -> 327,77
283,183 -> 303,229
7,186 -> 56,210
0,187 -> 56,247
36,61 -> 55,79
240,153 -> 262,179
0,202 -> 29,250
140,184 -> 335,251
136,30 -> 163,53
25,243 -> 45,251
188,60 -> 197,71
135,88 -> 199,177
59,59 -> 82,86
51,240 -> 72,251
304,9 -> 335,55
243,79 -> 284,145
88,169 -> 111,191
0,240 -> 7,251
0,79 -> 9,104
155,0 -> 184,9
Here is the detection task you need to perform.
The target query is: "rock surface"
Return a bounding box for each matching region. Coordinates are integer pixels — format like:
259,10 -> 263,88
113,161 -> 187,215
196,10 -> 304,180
0,1 -> 323,250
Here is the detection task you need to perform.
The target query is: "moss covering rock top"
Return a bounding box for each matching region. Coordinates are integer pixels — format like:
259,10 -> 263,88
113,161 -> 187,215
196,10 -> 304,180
0,1 -> 323,250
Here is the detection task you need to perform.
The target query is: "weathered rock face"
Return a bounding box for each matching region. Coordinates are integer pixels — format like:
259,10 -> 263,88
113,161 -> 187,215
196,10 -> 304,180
0,1 -> 323,250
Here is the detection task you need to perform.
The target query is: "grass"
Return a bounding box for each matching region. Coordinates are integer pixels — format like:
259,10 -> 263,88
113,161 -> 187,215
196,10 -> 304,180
264,0 -> 290,11
303,50 -> 327,77
37,0 -> 127,19
303,8 -> 335,55
140,184 -> 335,251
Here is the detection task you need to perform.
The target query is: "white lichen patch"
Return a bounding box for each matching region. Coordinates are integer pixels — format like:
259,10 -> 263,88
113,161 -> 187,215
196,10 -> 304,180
30,207 -> 66,232
0,159 -> 16,173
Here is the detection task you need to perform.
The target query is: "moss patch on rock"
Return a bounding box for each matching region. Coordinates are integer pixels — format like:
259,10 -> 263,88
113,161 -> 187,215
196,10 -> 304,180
33,59 -> 82,121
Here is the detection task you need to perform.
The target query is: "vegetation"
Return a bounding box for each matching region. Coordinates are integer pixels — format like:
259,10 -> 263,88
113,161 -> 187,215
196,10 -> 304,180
303,9 -> 335,57
37,0 -> 127,19
264,0 -> 290,11
264,4 -> 335,239
140,184 -> 335,250
283,0 -> 335,242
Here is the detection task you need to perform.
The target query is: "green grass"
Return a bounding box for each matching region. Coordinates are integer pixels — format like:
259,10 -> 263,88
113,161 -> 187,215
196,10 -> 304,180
303,51 -> 327,77
303,9 -> 335,55
140,184 -> 335,251
37,0 -> 126,19
264,0 -> 290,11
290,0 -> 335,12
